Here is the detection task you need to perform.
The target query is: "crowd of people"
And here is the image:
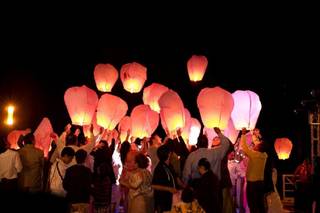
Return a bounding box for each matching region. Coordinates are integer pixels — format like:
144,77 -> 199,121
0,122 -> 319,213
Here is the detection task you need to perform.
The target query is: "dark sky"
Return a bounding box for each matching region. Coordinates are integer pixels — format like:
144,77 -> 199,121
0,46 -> 318,171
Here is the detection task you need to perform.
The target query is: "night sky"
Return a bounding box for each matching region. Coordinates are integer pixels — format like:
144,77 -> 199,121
0,46 -> 318,173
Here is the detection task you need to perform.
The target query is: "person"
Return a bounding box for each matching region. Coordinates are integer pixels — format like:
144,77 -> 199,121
265,168 -> 284,213
152,144 -> 179,213
241,128 -> 268,213
49,146 -> 75,197
0,137 -> 23,192
63,149 -> 92,213
194,158 -> 220,213
312,157 -> 320,212
18,133 -> 44,192
120,153 -> 154,213
147,133 -> 162,174
171,187 -> 205,213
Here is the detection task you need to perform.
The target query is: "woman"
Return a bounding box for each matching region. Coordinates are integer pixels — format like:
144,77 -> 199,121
120,153 -> 154,213
171,187 -> 205,213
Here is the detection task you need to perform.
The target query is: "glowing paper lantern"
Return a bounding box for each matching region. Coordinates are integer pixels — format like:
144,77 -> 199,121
131,105 -> 159,139
94,63 -> 118,92
231,90 -> 262,130
159,90 -> 185,133
7,130 -> 30,149
187,55 -> 208,82
34,117 -> 53,157
118,116 -> 132,142
83,112 -> 102,138
197,87 -> 234,129
143,83 -> 169,113
120,62 -> 147,93
64,85 -> 98,126
188,118 -> 202,145
223,119 -> 240,144
274,138 -> 293,160
96,94 -> 128,130
180,108 -> 192,141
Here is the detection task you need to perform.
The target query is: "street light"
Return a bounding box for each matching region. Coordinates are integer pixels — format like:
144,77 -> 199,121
6,105 -> 14,126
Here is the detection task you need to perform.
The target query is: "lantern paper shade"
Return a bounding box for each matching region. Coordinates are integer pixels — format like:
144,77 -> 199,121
188,118 -> 202,146
159,90 -> 185,133
7,130 -> 30,149
34,117 -> 53,157
131,105 -> 159,139
83,112 -> 102,138
187,55 -> 208,82
197,87 -> 234,130
64,85 -> 98,126
274,138 -> 293,160
223,119 -> 240,144
143,83 -> 169,113
96,94 -> 128,130
120,62 -> 147,93
118,116 -> 132,142
180,108 -> 192,141
231,90 -> 262,130
94,63 -> 118,92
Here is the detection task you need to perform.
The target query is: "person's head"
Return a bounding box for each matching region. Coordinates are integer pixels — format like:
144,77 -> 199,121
60,147 -> 75,164
157,144 -> 171,163
135,153 -> 149,169
197,135 -> 208,148
253,141 -> 265,152
65,133 -> 77,146
24,133 -> 35,145
181,187 -> 194,203
211,136 -> 221,147
120,141 -> 131,164
198,158 -> 211,175
75,149 -> 87,164
253,128 -> 260,136
134,138 -> 142,146
98,140 -> 108,148
150,133 -> 161,147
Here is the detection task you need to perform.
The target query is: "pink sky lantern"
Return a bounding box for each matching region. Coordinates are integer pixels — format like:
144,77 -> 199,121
274,138 -> 293,160
83,112 -> 102,139
181,108 -> 192,141
7,129 -> 30,149
96,94 -> 128,130
143,83 -> 169,113
131,105 -> 159,139
64,85 -> 98,126
94,63 -> 118,92
188,118 -> 202,146
159,90 -> 186,133
120,62 -> 147,93
34,117 -> 53,157
223,119 -> 240,144
187,55 -> 208,82
118,116 -> 132,142
197,86 -> 234,130
231,90 -> 262,130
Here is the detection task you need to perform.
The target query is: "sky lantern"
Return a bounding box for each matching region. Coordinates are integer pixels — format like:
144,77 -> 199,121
274,138 -> 293,160
131,105 -> 159,139
159,90 -> 185,133
120,62 -> 147,93
118,116 -> 132,142
231,90 -> 262,130
83,112 -> 102,138
223,119 -> 240,144
64,85 -> 98,126
197,86 -> 234,130
188,118 -> 202,146
187,55 -> 208,82
94,63 -> 118,92
34,117 -> 53,157
180,108 -> 192,141
6,105 -> 15,126
7,129 -> 30,149
96,94 -> 128,130
143,83 -> 169,113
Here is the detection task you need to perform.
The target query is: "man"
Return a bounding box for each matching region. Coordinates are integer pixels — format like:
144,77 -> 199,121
241,128 -> 267,213
147,133 -> 161,174
18,133 -> 44,192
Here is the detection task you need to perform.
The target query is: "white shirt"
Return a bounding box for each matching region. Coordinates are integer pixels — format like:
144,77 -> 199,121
0,149 -> 23,180
49,159 -> 71,197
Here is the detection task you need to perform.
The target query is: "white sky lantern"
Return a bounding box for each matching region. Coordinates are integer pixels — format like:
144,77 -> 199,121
143,83 -> 169,113
120,62 -> 147,93
223,119 -> 240,144
187,55 -> 208,82
274,138 -> 293,160
159,90 -> 185,133
197,86 -> 234,130
131,105 -> 159,139
96,94 -> 128,130
64,85 -> 98,126
118,116 -> 132,142
231,90 -> 262,130
94,63 -> 118,92
34,117 -> 53,157
188,118 -> 202,146
181,108 -> 192,141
